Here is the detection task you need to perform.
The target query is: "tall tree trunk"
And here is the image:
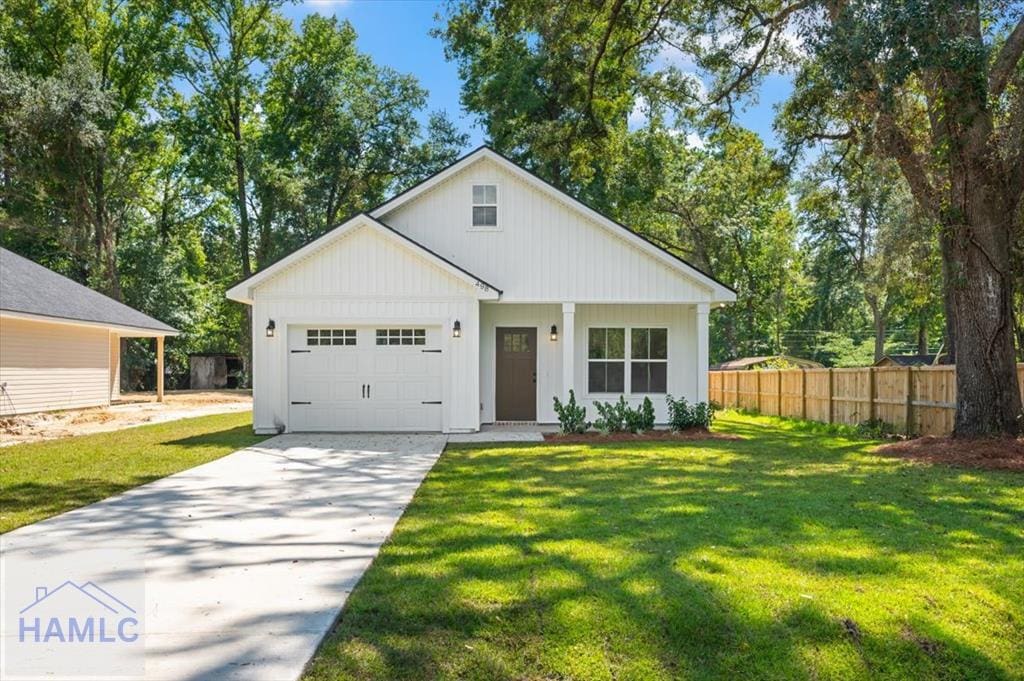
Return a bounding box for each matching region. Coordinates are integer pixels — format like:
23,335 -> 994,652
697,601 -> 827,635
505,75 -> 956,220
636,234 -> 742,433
943,178 -> 1023,436
231,107 -> 252,385
865,295 -> 886,363
916,318 -> 929,356
93,161 -> 122,300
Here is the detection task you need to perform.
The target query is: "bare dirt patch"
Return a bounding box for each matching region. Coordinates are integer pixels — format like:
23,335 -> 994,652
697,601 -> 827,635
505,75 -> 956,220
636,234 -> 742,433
876,435 -> 1024,472
543,428 -> 741,444
0,390 -> 252,446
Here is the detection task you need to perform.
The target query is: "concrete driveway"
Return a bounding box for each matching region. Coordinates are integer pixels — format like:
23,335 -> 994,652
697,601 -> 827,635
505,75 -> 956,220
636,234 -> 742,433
1,433 -> 445,681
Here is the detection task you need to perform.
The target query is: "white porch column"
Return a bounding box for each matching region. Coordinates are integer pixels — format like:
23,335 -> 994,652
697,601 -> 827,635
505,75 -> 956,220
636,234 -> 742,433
696,303 -> 709,403
561,302 -> 576,399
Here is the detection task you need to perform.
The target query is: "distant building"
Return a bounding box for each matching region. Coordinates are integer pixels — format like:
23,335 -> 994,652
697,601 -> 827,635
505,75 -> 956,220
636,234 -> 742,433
873,354 -> 948,367
189,353 -> 242,389
710,355 -> 824,371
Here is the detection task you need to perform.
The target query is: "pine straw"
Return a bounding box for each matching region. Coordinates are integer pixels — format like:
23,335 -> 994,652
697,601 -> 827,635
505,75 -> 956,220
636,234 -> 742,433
876,435 -> 1024,472
543,428 -> 742,444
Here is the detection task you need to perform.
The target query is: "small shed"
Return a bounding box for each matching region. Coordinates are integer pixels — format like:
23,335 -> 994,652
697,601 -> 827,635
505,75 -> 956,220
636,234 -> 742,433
0,248 -> 178,416
189,353 -> 242,389
873,354 -> 948,367
710,355 -> 824,371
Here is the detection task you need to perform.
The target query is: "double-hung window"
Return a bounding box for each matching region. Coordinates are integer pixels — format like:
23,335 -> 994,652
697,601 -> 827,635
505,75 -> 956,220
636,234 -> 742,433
471,184 -> 498,228
630,328 -> 668,393
587,327 -> 668,394
587,328 -> 625,393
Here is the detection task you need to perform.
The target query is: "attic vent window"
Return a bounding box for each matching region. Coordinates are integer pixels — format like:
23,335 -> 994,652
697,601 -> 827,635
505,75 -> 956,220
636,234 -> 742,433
471,184 -> 498,228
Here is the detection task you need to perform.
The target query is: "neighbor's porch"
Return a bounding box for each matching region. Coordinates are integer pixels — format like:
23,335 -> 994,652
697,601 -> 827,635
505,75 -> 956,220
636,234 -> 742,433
478,301 -> 710,425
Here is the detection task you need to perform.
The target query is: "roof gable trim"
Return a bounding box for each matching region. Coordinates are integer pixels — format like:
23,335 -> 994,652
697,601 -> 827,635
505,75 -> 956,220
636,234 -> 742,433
225,214 -> 502,303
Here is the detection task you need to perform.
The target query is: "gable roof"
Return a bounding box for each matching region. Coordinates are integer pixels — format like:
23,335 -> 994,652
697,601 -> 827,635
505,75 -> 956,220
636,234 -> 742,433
710,355 -> 824,370
226,213 -> 502,304
0,248 -> 178,335
874,354 -> 948,367
370,146 -> 736,302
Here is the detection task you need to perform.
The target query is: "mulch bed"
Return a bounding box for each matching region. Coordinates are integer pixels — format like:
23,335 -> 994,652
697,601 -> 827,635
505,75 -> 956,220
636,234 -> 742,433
543,428 -> 742,444
876,436 -> 1024,472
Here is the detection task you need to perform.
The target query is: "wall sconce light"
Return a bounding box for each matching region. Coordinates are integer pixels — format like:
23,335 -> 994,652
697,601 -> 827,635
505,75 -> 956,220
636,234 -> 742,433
453,320 -> 462,338
266,319 -> 276,337
550,324 -> 558,341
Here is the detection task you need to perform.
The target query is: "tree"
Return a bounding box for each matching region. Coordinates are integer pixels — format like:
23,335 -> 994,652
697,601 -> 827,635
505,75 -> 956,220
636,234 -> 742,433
256,15 -> 467,262
0,0 -> 179,298
797,151 -> 940,363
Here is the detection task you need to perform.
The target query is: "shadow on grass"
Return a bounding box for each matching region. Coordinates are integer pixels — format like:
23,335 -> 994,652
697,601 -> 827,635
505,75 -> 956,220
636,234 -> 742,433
161,424 -> 265,449
305,417 -> 1022,681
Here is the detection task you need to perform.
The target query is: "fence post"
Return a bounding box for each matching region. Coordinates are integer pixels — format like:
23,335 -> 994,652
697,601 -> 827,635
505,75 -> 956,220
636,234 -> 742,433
801,369 -> 807,419
868,367 -> 876,422
756,370 -> 762,412
905,366 -> 914,436
827,368 -> 834,424
777,369 -> 783,417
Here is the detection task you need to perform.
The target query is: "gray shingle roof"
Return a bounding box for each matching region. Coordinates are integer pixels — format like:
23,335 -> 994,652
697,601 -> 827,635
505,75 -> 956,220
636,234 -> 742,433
0,248 -> 177,334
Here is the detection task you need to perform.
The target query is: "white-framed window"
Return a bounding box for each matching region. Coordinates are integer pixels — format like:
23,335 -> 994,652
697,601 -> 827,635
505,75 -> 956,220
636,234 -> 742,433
471,184 -> 498,228
630,328 -> 668,393
307,329 -> 356,346
587,328 -> 626,393
587,327 -> 669,394
376,328 -> 426,346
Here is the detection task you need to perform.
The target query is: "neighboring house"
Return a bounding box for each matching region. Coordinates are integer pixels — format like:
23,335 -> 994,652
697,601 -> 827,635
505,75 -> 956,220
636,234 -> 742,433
873,354 -> 947,367
227,147 -> 736,434
0,248 -> 177,416
710,355 -> 824,371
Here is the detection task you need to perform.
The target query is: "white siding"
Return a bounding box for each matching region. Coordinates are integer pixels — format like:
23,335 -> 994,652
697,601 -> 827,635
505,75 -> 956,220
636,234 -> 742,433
381,157 -> 714,303
479,303 -> 699,424
250,224 -> 481,433
0,316 -> 112,416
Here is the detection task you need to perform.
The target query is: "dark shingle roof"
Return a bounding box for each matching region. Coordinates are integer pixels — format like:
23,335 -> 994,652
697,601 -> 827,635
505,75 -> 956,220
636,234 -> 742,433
875,354 -> 947,367
0,248 -> 177,334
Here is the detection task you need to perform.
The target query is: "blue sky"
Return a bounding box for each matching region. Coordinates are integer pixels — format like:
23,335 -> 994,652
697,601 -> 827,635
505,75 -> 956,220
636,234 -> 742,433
283,0 -> 793,151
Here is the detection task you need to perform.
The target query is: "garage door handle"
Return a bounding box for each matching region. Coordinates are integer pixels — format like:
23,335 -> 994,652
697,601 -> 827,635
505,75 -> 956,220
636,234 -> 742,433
291,350 -> 311,354
421,401 -> 442,405
421,349 -> 442,353
291,401 -> 311,405
367,384 -> 370,398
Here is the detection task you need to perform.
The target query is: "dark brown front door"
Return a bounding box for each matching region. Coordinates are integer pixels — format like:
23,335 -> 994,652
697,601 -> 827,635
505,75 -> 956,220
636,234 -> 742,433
496,327 -> 537,421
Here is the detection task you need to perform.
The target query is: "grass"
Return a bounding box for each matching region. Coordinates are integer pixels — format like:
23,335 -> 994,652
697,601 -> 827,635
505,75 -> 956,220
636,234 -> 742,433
304,411 -> 1024,681
0,412 -> 265,532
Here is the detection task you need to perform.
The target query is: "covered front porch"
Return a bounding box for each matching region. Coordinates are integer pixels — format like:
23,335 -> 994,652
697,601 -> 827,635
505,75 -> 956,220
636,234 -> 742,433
478,301 -> 710,425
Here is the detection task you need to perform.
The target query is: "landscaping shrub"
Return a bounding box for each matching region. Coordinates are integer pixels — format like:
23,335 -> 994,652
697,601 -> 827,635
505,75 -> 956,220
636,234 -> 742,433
666,394 -> 716,430
594,396 -> 656,434
552,389 -> 590,433
638,396 -> 655,431
593,396 -> 629,433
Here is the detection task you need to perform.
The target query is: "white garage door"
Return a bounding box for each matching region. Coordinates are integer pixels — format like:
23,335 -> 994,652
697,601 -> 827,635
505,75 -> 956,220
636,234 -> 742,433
288,325 -> 443,432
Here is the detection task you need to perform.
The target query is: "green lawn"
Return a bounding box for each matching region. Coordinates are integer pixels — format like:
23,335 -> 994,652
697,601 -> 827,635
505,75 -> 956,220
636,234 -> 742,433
0,411 -> 264,532
305,411 -> 1023,681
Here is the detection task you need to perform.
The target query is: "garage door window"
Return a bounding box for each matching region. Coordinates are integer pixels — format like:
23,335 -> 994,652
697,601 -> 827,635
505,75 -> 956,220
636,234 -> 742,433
376,328 -> 426,346
307,329 -> 356,346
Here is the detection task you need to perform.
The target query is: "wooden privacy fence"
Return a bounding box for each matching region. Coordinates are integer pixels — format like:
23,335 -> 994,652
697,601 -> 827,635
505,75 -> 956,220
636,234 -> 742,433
709,364 -> 1024,437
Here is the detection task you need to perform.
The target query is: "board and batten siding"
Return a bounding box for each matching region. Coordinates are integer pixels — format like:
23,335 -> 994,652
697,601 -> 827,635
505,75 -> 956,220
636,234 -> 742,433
0,316 -> 113,416
249,224 -> 482,433
479,303 -> 699,424
380,157 -> 714,303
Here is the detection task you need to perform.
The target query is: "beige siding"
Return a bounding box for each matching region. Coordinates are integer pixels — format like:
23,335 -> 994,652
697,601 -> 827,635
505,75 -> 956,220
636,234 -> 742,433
0,316 -> 112,416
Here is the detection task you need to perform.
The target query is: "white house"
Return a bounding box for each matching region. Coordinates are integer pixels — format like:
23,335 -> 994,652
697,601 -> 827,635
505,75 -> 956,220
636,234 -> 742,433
227,147 -> 735,434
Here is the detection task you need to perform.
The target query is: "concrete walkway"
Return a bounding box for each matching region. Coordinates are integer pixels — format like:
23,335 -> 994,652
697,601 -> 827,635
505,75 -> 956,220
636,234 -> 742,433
1,433 -> 445,680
